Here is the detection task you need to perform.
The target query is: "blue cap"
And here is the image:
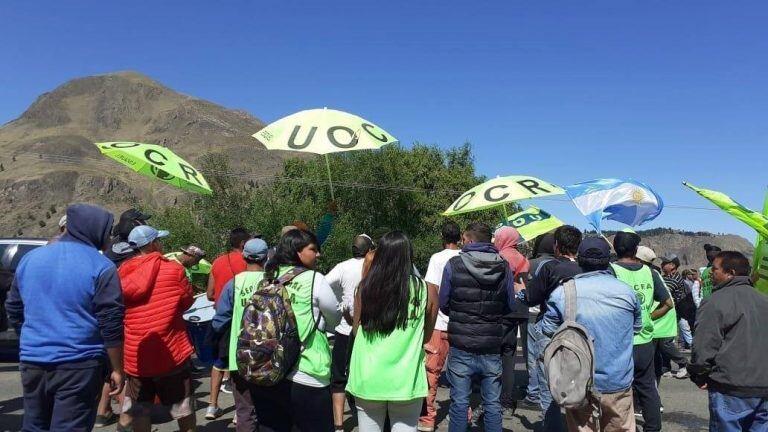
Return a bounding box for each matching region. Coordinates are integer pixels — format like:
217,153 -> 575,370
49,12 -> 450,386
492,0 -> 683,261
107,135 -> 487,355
128,225 -> 169,248
578,237 -> 611,260
242,238 -> 269,261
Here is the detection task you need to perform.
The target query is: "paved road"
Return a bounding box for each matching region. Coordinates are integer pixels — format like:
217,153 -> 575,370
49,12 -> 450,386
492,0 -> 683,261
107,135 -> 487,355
0,361 -> 708,431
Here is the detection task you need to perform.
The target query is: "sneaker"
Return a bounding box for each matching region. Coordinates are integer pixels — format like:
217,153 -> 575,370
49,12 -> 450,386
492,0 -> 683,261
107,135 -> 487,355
518,397 -> 540,410
94,411 -> 116,428
417,424 -> 434,432
661,371 -> 673,378
660,404 -> 665,413
675,367 -> 689,379
205,405 -> 222,420
220,380 -> 233,394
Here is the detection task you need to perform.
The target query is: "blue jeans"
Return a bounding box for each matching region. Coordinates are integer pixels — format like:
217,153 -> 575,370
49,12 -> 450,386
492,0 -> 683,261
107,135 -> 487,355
531,321 -> 565,432
709,391 -> 768,432
446,347 -> 502,432
526,323 -> 541,402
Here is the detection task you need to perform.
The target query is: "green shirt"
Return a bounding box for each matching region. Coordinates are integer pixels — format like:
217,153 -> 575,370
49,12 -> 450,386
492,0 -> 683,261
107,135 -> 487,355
278,266 -> 332,384
652,271 -> 678,339
228,271 -> 265,370
347,277 -> 428,401
612,263 -> 656,345
701,267 -> 714,300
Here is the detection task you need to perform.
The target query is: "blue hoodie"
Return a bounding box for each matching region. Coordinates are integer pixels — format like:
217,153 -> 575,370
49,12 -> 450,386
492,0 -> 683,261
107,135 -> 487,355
6,203 -> 125,365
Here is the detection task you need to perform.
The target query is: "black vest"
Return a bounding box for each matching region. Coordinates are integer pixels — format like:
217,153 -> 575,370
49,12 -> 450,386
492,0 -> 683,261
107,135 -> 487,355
447,256 -> 508,353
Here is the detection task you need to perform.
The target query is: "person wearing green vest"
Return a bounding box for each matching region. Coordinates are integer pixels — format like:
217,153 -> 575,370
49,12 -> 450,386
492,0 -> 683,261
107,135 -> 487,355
655,255 -> 689,381
610,232 -> 673,432
346,231 -> 438,432
249,229 -> 341,431
700,243 -> 722,301
212,238 -> 269,431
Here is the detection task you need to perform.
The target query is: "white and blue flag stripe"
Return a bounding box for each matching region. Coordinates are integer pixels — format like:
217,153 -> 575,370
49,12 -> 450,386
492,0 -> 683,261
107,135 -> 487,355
564,178 -> 664,232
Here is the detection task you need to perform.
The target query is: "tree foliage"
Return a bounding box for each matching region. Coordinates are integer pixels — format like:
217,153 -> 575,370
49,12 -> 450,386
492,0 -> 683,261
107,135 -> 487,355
150,143 -> 512,272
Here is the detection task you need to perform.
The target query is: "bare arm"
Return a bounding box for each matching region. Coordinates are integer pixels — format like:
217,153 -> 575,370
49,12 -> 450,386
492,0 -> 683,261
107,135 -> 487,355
206,272 -> 216,301
352,288 -> 362,336
106,345 -> 125,396
424,281 -> 439,344
651,298 -> 674,320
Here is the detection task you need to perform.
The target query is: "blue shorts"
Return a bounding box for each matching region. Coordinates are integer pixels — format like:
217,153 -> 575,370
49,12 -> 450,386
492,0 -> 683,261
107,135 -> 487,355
213,357 -> 228,371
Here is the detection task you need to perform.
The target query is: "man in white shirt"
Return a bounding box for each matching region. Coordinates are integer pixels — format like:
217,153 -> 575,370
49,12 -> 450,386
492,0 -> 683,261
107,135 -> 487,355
418,222 -> 462,432
325,234 -> 374,432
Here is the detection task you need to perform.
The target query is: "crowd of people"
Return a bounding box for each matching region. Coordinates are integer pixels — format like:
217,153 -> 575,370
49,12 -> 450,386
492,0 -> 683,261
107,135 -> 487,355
5,202 -> 768,432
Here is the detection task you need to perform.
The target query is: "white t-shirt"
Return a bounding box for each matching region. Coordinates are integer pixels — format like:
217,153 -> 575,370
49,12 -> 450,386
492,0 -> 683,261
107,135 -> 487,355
425,248 -> 461,332
325,257 -> 364,336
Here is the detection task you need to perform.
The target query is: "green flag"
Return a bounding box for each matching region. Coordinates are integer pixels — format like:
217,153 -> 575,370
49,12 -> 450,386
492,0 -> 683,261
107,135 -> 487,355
496,206 -> 564,242
754,191 -> 768,295
683,182 -> 768,238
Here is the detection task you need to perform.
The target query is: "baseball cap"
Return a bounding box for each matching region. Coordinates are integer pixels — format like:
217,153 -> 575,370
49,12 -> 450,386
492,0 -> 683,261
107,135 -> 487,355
181,245 -> 206,258
128,225 -> 169,248
661,254 -> 681,266
242,238 -> 269,261
58,215 -> 67,228
636,246 -> 657,264
577,237 -> 611,260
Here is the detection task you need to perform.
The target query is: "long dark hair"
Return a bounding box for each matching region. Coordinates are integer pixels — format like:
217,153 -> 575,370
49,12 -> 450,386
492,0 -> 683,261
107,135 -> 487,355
264,229 -> 319,281
359,231 -> 421,337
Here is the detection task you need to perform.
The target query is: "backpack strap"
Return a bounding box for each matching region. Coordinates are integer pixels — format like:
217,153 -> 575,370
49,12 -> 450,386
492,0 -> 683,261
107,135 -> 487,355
563,279 -> 577,322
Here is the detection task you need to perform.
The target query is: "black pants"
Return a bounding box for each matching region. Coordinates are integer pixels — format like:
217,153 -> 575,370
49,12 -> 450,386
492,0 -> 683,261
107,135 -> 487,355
232,373 -> 258,432
251,379 -> 334,432
20,359 -> 107,432
633,342 -> 662,432
501,317 -> 529,407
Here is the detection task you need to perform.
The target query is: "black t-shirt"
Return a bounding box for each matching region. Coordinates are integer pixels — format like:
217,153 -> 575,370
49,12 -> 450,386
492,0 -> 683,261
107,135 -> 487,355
525,256 -> 583,318
609,261 -> 670,304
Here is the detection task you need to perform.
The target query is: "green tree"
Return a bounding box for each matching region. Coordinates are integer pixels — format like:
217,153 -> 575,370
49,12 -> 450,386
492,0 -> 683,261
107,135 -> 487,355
151,143 -> 512,272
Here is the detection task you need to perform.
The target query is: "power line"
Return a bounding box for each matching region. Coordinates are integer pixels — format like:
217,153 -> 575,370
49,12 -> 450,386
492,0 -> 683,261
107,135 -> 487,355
4,151 -> 727,211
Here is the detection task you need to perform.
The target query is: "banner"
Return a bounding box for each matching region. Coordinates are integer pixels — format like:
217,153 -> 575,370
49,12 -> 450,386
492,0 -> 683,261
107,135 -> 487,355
496,206 -> 564,242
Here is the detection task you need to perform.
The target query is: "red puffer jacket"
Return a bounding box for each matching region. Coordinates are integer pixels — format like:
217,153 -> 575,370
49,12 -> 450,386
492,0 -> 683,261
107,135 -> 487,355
119,252 -> 194,377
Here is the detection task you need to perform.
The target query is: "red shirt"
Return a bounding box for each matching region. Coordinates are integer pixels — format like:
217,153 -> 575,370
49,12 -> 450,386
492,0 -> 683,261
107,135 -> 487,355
210,250 -> 247,303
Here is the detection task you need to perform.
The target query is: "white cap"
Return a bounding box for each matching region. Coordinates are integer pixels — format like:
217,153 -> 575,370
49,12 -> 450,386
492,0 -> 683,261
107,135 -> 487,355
636,245 -> 657,264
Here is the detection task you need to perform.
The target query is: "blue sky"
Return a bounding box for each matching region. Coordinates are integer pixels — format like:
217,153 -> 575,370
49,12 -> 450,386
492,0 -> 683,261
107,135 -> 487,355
2,1 -> 766,241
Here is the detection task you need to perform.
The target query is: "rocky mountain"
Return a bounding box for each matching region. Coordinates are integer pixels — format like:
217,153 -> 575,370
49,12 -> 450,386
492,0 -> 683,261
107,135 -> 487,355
0,71 -> 293,237
606,228 -> 754,270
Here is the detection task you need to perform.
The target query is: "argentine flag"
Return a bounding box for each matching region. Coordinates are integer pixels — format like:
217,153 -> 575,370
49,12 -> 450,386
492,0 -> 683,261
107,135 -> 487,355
564,178 -> 664,232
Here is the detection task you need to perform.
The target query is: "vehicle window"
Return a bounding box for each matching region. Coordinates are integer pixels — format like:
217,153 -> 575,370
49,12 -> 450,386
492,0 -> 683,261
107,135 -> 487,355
0,244 -> 44,272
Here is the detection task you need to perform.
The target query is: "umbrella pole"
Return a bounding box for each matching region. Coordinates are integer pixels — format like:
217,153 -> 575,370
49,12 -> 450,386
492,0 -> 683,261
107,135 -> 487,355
324,154 -> 335,201
503,203 -> 510,219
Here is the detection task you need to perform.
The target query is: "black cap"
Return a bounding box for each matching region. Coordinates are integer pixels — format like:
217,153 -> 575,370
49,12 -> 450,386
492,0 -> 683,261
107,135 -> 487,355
120,208 -> 151,222
661,254 -> 681,267
578,237 -> 611,260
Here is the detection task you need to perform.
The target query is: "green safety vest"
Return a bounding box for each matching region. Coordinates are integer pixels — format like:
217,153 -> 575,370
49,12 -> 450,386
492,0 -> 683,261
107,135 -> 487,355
652,271 -> 678,339
227,271 -> 265,371
346,278 -> 428,401
701,267 -> 714,300
277,266 -> 332,384
611,263 -> 656,345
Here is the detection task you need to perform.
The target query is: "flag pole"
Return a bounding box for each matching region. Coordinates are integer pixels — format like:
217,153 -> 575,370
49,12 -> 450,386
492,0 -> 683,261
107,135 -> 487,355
324,154 -> 335,201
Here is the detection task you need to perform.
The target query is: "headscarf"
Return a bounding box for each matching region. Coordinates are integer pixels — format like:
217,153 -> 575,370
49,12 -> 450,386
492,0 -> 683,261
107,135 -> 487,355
494,226 -> 530,278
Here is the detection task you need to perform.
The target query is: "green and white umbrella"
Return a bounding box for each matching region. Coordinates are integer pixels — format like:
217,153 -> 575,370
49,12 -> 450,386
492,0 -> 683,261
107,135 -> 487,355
444,175 -> 565,217
253,108 -> 398,199
95,141 -> 211,195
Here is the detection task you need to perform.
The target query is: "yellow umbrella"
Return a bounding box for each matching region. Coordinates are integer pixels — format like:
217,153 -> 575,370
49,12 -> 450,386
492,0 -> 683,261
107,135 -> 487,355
96,141 -> 211,195
253,108 -> 398,199
444,175 -> 565,216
